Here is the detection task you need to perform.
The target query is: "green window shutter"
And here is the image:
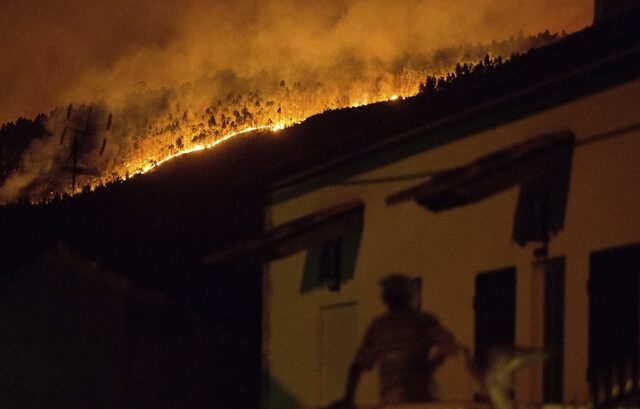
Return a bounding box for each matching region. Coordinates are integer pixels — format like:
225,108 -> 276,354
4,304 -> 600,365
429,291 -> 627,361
300,228 -> 362,294
301,243 -> 324,293
338,229 -> 362,283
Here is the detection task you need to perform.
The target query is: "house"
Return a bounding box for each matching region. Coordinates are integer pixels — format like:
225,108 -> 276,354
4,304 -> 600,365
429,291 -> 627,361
206,8 -> 640,409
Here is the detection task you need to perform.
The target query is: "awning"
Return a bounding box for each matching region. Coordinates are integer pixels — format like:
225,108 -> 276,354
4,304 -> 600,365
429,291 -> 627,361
386,131 -> 575,245
204,200 -> 364,266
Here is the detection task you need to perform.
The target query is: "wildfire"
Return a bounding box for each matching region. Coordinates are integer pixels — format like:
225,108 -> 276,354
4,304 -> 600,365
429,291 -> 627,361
136,92 -> 405,173
112,83 -> 419,186
0,30 -> 564,204
25,61 -> 498,201
61,81 -> 439,196
136,124 -> 285,175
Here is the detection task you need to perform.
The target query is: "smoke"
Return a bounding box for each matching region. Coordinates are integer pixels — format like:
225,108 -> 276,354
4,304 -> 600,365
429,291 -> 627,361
1,0 -> 592,122
0,0 -> 593,202
0,128 -> 63,203
67,0 -> 592,101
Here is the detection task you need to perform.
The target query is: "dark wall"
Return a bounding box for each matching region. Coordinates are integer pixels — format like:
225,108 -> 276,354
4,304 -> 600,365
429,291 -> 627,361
0,246 -> 257,409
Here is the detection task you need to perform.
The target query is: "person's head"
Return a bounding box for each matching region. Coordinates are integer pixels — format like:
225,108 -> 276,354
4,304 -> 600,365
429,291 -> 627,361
380,274 -> 413,311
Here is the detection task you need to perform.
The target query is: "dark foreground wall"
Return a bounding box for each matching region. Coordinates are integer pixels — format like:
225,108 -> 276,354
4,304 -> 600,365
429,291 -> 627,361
0,245 -> 256,409
0,136 -> 267,408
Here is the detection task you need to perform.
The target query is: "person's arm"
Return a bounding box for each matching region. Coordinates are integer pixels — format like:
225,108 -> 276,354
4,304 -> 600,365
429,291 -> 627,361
426,317 -> 461,368
343,360 -> 365,403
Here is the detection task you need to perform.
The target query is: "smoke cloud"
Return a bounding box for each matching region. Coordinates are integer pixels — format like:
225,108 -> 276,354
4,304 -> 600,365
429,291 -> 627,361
0,0 -> 593,202
1,0 -> 592,123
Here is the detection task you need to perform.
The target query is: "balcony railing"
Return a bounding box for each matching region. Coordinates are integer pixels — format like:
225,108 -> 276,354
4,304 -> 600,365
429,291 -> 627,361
323,402 -> 586,409
591,359 -> 640,409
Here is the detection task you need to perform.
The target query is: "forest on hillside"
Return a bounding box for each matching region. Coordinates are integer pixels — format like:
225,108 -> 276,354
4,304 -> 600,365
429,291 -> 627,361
0,31 -> 561,203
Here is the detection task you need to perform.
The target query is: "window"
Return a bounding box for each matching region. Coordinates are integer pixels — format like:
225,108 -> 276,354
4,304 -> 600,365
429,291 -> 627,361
543,257 -> 565,403
300,227 -> 362,293
474,267 -> 516,368
588,244 -> 639,406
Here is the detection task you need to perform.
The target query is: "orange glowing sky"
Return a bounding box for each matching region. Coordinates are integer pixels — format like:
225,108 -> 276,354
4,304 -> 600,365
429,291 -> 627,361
0,0 -> 593,124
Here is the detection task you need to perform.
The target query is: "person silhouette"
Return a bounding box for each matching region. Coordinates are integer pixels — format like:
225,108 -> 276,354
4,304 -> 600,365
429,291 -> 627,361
331,274 -> 459,407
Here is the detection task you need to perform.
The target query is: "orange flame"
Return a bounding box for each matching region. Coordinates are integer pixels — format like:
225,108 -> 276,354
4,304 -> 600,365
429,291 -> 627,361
117,90 -> 414,185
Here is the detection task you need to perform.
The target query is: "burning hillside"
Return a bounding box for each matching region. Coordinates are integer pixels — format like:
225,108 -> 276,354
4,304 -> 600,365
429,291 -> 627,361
0,1 -> 595,204
1,31 -> 566,204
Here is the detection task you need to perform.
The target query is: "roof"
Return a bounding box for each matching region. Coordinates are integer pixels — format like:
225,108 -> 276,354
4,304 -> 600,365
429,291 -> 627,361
204,200 -> 363,266
386,131 -> 575,246
386,131 -> 574,209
